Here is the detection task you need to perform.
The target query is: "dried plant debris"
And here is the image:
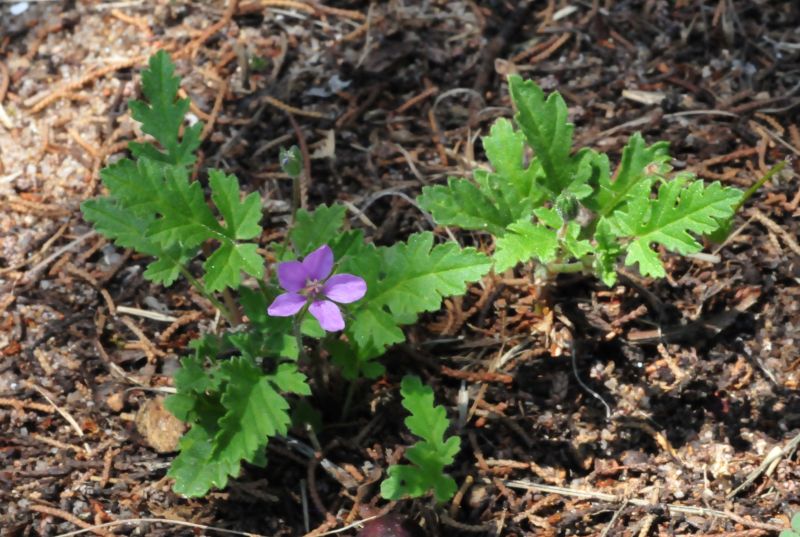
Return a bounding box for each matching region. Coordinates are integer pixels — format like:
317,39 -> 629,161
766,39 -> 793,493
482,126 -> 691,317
1,1 -> 799,535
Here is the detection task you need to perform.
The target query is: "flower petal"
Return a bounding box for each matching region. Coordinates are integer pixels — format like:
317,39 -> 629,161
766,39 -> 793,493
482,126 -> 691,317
267,293 -> 307,316
303,245 -> 334,281
277,261 -> 307,292
309,300 -> 344,332
323,273 -> 367,304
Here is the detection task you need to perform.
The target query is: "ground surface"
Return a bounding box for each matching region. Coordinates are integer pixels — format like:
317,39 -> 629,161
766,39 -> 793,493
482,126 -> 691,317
1,1 -> 799,536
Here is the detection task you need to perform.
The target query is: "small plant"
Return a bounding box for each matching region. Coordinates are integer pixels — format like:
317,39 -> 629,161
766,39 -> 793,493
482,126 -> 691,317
82,50 -> 751,504
782,512 -> 800,537
82,51 -> 487,498
380,376 -> 460,503
418,75 -> 743,284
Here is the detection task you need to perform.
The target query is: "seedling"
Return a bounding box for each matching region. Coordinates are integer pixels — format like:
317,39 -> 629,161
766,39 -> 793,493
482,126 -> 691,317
419,75 -> 743,284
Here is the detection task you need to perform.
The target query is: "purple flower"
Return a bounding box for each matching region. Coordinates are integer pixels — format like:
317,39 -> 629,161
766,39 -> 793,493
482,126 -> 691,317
267,244 -> 367,332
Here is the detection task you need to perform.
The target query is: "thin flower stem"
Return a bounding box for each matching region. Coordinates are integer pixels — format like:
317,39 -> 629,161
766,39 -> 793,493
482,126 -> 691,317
222,289 -> 242,325
257,278 -> 274,303
292,305 -> 310,362
178,266 -> 236,325
341,380 -> 358,420
735,159 -> 786,212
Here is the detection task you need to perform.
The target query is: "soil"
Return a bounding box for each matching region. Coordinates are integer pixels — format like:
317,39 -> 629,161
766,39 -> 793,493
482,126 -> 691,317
1,1 -> 799,536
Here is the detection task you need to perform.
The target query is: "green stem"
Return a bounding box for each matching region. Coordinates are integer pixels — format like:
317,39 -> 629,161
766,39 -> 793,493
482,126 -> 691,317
257,278 -> 274,303
546,261 -> 587,274
222,288 -> 242,325
292,305 -> 309,362
735,160 -> 787,212
341,379 -> 358,421
178,266 -> 235,325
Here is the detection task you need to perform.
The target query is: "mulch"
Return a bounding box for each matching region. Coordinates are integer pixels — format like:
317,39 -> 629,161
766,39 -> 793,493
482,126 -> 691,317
1,1 -> 799,535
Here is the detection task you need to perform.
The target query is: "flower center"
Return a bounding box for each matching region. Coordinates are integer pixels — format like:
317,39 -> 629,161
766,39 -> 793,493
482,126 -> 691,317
304,278 -> 324,298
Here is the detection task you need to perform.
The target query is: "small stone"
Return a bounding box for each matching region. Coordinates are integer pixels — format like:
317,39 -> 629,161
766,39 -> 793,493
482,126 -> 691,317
134,397 -> 185,453
106,392 -> 124,413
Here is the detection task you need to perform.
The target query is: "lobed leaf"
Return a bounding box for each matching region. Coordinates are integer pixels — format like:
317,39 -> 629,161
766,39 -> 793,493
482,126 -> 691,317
169,425 -> 241,497
590,132 -> 671,217
166,354 -> 310,497
417,118 -> 542,236
346,232 -> 491,354
81,197 -> 157,254
609,176 -> 741,277
81,194 -> 193,287
508,74 -> 575,195
481,118 -> 538,200
147,165 -> 222,248
380,376 -> 460,503
128,50 -> 202,167
209,170 -> 263,241
204,243 -> 263,292
418,178 -> 510,236
493,218 -> 559,272
290,204 -> 347,255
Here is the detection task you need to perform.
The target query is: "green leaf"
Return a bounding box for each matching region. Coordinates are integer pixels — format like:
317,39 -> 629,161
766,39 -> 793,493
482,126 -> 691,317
610,176 -> 741,277
147,166 -> 222,248
271,363 -> 312,396
174,355 -> 216,394
508,74 -> 575,194
591,132 -> 671,217
376,233 -> 491,319
380,376 -> 460,503
238,287 -> 299,359
118,165 -> 263,292
482,118 -> 537,199
329,229 -> 373,263
83,51 -> 214,291
493,218 -> 559,272
204,242 -> 263,292
81,193 -> 194,287
327,339 -> 385,381
346,232 -> 491,353
81,197 -> 157,254
563,222 -> 593,259
290,204 -> 347,255
792,512 -> 800,533
533,206 -> 563,229
480,119 -> 546,212
209,170 -> 263,241
300,315 -> 326,339
418,178 -> 511,236
165,356 -> 225,424
163,393 -> 196,422
128,50 -> 202,167
348,307 -> 406,355
169,425 -> 241,497
99,158 -> 165,216
213,357 -> 307,466
418,118 -> 546,236
169,355 -> 310,497
594,218 -> 621,286
141,248 -> 193,287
